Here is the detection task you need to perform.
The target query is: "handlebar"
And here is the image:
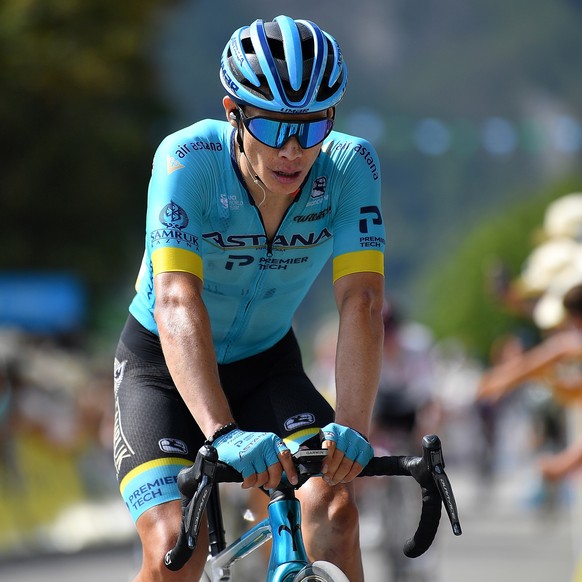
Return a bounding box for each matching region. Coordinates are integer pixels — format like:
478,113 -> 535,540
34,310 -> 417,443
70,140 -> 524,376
361,434 -> 462,557
164,433 -> 462,570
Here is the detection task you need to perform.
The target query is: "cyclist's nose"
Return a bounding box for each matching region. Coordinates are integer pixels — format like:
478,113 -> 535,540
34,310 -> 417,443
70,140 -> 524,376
278,136 -> 303,159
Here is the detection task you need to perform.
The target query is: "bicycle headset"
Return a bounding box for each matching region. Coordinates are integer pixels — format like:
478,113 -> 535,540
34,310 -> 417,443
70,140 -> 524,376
219,15 -> 348,113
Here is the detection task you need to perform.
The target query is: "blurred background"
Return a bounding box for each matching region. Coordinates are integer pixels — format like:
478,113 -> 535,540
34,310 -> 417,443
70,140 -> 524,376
2,0 -> 582,580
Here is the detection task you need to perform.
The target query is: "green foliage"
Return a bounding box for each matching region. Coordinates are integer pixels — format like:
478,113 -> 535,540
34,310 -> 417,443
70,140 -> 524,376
0,0 -> 171,300
420,179 -> 582,359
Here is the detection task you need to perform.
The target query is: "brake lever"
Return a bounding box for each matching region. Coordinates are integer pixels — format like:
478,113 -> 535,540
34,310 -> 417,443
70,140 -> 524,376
164,445 -> 219,570
422,435 -> 462,536
179,444 -> 219,548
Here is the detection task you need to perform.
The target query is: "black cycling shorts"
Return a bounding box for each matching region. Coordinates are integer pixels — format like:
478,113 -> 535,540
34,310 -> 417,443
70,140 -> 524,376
113,315 -> 334,522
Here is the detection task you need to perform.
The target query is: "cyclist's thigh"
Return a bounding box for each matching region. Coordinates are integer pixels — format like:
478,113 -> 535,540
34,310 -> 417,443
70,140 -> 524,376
236,375 -> 334,440
114,339 -> 203,523
221,332 -> 334,445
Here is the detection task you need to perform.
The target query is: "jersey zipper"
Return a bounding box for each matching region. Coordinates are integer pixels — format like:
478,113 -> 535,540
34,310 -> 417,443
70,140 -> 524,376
221,247 -> 267,361
221,200 -> 295,360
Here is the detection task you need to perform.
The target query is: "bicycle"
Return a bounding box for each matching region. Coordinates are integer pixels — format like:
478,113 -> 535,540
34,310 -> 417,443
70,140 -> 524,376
164,434 -> 462,582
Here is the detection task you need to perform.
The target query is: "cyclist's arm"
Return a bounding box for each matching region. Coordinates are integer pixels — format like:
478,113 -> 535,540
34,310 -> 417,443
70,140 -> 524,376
154,271 -> 297,489
154,271 -> 233,438
322,271 -> 384,483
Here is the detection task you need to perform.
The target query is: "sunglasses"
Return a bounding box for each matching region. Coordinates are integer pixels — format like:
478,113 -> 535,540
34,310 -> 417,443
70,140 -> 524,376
236,107 -> 334,149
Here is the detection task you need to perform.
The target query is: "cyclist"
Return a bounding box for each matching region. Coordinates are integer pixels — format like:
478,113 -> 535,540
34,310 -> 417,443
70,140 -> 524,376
113,15 -> 385,581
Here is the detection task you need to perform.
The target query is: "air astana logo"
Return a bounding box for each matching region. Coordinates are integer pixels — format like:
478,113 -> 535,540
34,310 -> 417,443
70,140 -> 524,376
167,155 -> 185,175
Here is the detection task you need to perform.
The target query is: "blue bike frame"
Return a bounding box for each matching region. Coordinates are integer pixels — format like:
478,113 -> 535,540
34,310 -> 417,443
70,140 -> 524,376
202,487 -> 309,582
267,492 -> 308,581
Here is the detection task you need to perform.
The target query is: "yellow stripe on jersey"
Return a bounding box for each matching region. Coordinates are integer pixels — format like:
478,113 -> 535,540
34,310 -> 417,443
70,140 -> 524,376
332,250 -> 384,283
119,457 -> 192,495
151,247 -> 204,279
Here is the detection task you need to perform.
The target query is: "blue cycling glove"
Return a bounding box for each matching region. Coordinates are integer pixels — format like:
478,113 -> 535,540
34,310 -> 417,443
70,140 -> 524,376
321,422 -> 374,467
213,428 -> 289,478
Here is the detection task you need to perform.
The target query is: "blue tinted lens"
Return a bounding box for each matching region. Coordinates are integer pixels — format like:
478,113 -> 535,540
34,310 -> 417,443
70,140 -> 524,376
245,117 -> 333,149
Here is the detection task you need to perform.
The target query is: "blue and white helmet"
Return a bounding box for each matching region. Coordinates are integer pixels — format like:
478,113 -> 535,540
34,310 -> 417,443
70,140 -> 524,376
220,15 -> 347,113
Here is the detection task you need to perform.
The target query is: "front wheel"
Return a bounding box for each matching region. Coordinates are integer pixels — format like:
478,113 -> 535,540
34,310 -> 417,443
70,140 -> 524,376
291,560 -> 350,582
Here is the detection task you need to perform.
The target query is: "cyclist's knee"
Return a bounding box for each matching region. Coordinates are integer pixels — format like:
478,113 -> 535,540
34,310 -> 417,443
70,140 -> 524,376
328,486 -> 359,532
135,502 -> 207,579
300,480 -> 359,531
299,480 -> 362,576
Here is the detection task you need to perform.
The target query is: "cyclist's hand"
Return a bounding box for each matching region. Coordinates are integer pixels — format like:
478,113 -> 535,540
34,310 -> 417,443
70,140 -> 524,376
320,422 -> 373,485
213,429 -> 298,489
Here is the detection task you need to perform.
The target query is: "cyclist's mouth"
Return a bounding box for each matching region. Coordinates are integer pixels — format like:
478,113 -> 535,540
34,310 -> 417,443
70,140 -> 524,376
273,170 -> 302,183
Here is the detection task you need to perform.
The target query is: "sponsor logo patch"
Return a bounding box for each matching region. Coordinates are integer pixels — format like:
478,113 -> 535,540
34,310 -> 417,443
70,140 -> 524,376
114,358 -> 126,395
284,413 -> 316,431
311,176 -> 327,198
151,201 -> 198,249
159,438 -> 189,455
167,155 -> 185,174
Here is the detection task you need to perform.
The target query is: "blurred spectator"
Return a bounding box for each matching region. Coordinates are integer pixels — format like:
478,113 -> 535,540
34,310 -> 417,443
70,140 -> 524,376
0,348 -> 24,488
370,302 -> 440,455
523,284 -> 582,486
307,315 -> 340,406
478,284 -> 582,403
478,192 -> 582,403
0,330 -> 119,555
357,302 -> 440,582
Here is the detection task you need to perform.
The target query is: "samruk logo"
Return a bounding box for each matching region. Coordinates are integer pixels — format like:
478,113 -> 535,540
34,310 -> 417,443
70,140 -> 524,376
160,201 -> 189,229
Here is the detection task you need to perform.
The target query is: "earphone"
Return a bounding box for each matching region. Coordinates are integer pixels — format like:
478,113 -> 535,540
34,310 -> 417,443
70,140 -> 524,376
229,111 -> 238,121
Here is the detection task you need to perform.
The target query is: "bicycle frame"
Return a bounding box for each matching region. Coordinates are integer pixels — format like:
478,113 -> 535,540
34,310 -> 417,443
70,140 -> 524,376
203,484 -> 310,582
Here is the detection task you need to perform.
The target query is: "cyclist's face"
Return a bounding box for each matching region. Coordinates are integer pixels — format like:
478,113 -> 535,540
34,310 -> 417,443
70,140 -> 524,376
224,98 -> 333,196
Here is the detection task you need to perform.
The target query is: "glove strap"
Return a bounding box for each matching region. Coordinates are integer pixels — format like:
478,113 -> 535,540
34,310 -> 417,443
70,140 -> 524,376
205,422 -> 239,445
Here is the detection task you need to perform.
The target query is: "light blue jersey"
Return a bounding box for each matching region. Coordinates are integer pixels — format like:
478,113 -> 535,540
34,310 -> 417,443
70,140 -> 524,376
129,119 -> 385,363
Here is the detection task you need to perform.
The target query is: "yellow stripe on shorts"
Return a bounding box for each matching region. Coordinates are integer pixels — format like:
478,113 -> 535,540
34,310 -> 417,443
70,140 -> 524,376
119,457 -> 191,496
284,427 -> 322,453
